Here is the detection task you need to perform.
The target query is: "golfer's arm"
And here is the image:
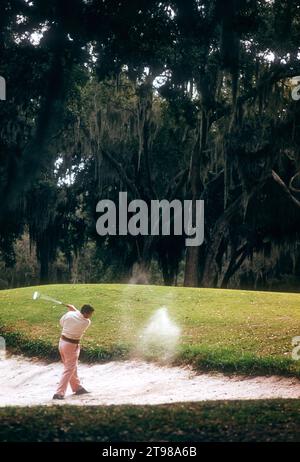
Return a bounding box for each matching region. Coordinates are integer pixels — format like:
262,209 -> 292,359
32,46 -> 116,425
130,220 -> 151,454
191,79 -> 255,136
66,304 -> 78,312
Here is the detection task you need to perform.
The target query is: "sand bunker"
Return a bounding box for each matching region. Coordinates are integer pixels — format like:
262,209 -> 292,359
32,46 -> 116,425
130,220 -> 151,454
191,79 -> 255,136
0,354 -> 299,406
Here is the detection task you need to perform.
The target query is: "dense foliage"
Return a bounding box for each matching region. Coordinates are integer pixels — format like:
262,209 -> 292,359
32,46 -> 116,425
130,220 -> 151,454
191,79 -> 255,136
1,0 -> 300,289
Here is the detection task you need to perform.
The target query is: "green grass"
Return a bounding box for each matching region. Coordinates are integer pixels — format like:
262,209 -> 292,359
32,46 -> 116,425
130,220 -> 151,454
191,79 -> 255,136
0,283 -> 300,376
1,400 -> 300,442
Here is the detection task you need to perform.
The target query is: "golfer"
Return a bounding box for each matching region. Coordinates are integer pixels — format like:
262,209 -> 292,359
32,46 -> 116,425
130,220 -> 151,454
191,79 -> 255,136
53,303 -> 94,400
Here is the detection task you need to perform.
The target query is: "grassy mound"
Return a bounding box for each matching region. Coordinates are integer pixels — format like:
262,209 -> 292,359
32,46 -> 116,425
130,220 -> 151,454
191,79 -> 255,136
1,400 -> 300,442
0,284 -> 299,376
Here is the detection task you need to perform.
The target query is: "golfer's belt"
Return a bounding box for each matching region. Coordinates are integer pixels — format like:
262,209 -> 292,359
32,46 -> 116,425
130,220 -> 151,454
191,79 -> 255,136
61,335 -> 80,344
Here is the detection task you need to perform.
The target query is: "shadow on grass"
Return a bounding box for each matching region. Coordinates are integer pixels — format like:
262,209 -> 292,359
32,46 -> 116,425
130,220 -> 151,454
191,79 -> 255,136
1,401 -> 300,442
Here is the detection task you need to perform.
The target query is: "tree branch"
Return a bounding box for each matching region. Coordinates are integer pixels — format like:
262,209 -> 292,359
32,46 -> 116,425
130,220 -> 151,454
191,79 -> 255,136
101,148 -> 141,198
271,170 -> 300,208
166,168 -> 189,201
289,170 -> 300,193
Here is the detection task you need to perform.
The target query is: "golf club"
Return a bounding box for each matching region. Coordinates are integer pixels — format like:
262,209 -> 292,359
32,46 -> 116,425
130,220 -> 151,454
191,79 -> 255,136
32,291 -> 68,307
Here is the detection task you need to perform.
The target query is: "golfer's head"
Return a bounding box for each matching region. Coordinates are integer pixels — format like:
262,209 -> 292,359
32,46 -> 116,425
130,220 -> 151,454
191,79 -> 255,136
81,304 -> 95,319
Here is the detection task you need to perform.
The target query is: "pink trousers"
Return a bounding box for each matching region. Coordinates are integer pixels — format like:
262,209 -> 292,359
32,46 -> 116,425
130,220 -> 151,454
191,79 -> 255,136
56,339 -> 81,396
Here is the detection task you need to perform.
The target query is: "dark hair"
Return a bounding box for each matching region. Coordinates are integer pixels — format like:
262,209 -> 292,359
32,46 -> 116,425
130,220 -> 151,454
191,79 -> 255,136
81,304 -> 95,315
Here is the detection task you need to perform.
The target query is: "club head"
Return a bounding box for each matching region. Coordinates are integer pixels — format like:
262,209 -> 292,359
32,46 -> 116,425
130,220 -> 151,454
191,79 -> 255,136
32,291 -> 41,301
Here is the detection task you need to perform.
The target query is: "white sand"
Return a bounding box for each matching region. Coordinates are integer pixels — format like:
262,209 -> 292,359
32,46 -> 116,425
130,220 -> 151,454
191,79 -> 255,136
0,354 -> 299,406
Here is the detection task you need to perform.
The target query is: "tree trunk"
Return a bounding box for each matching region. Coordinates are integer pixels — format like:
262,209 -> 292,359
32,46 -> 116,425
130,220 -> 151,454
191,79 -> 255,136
184,110 -> 207,287
39,251 -> 49,284
201,176 -> 270,287
184,245 -> 201,287
160,253 -> 178,286
220,243 -> 248,288
131,236 -> 154,284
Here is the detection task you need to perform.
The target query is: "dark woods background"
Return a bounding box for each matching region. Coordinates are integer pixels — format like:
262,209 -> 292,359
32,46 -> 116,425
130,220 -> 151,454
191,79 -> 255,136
1,0 -> 300,290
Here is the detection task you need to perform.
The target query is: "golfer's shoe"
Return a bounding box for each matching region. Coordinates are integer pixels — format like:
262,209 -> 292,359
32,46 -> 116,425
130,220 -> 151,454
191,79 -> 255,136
74,386 -> 90,395
52,394 -> 64,400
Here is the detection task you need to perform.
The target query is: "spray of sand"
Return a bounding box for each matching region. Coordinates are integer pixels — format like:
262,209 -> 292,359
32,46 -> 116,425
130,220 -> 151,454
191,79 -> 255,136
136,306 -> 181,362
116,266 -> 179,363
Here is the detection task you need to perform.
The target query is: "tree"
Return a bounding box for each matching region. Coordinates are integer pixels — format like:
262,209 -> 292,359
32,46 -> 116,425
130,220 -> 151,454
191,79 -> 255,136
2,0 -> 300,290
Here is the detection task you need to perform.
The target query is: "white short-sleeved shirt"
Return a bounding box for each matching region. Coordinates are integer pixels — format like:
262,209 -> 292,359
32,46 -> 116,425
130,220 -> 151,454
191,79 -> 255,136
60,310 -> 91,341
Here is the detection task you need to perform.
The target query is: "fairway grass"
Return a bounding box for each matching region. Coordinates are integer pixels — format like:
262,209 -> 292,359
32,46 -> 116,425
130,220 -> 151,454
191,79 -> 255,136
1,400 -> 300,442
0,284 -> 300,376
